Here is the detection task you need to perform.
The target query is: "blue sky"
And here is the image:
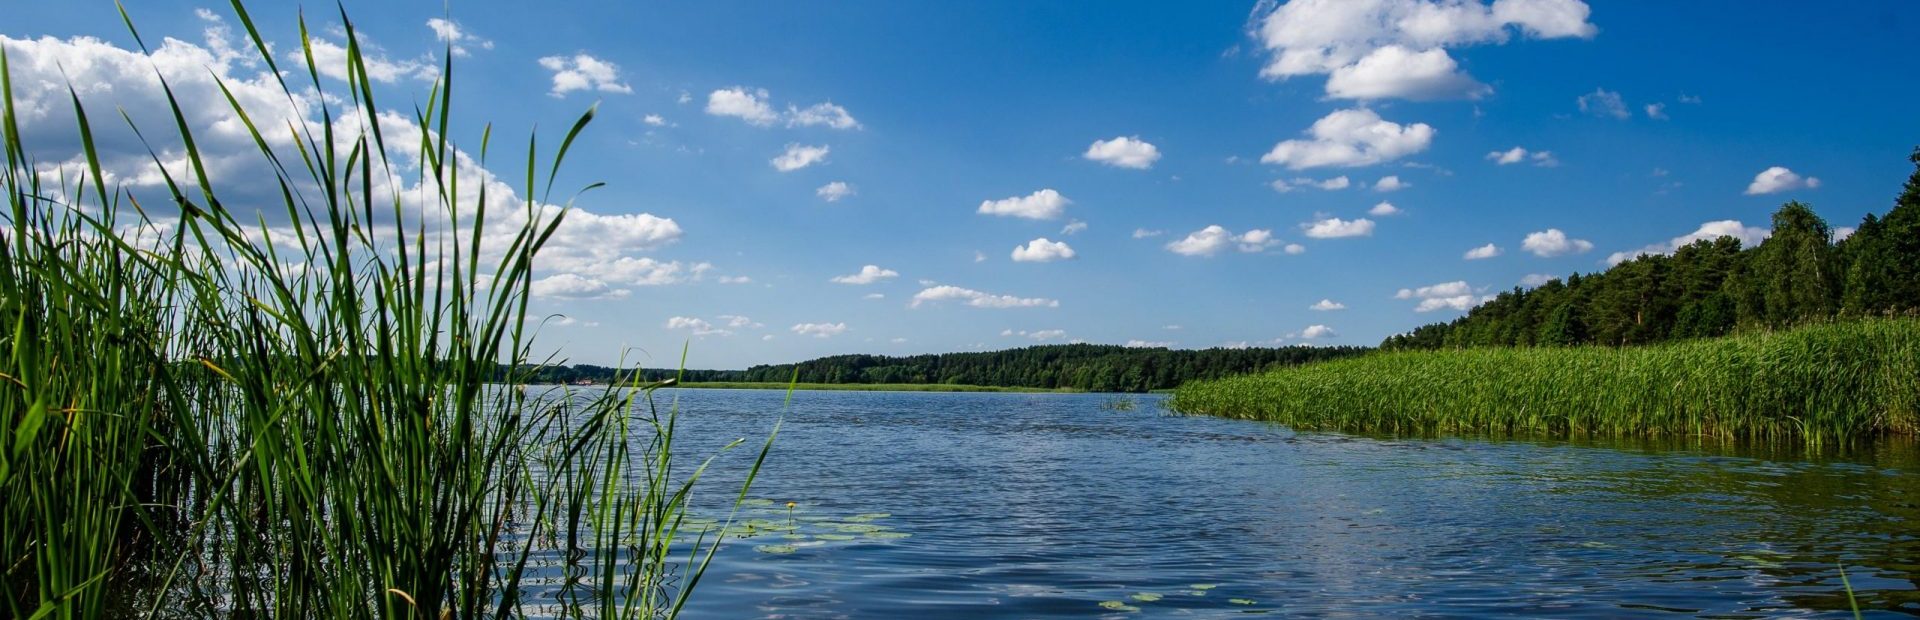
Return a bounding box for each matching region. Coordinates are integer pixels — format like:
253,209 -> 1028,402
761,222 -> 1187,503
8,1 -> 1920,368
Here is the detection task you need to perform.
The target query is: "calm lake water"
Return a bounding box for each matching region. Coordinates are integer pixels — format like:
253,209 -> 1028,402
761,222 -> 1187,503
639,389 -> 1919,619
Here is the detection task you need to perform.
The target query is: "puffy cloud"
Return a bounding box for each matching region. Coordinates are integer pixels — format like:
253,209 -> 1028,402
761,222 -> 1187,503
1166,225 -> 1283,256
831,265 -> 899,285
1274,175 -> 1352,193
1132,228 -> 1164,239
1368,201 -> 1402,216
791,322 -> 849,338
1519,273 -> 1556,287
770,143 -> 830,172
666,316 -> 732,337
977,189 -> 1070,220
718,275 -> 753,284
1283,243 -> 1307,254
1262,108 -> 1435,169
1744,166 -> 1820,195
425,18 -> 491,57
538,53 -> 632,97
1577,88 -> 1629,119
786,102 -> 861,129
910,286 -> 1059,309
642,114 -> 671,127
1373,175 -> 1410,192
532,274 -> 628,300
1060,220 -> 1088,235
1125,339 -> 1175,348
1083,136 -> 1162,169
1463,243 -> 1502,259
1003,329 -> 1068,341
1645,102 -> 1668,120
1310,299 -> 1346,311
1252,0 -> 1594,99
1521,228 -> 1593,257
1396,280 -> 1483,312
817,181 -> 855,202
1605,220 -> 1769,265
706,87 -> 779,125
1299,324 -> 1337,339
1301,216 -> 1375,239
1011,238 -> 1077,262
1487,146 -> 1558,166
293,36 -> 437,84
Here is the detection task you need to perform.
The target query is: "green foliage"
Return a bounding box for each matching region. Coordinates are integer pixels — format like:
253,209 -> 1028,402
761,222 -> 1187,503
1173,319 -> 1920,441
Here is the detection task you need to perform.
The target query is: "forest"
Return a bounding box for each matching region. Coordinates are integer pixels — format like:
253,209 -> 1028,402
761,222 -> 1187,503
516,344 -> 1368,393
1382,148 -> 1920,350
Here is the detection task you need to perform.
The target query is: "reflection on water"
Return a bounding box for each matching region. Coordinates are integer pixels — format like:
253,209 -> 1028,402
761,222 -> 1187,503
584,389 -> 1920,618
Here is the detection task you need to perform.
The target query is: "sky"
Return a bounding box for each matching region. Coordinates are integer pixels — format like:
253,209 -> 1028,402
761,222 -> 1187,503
6,1 -> 1919,369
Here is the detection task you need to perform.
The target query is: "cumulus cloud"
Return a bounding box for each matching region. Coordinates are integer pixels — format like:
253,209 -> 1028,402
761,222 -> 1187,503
532,274 -> 628,300
1284,243 -> 1307,254
786,102 -> 861,129
1061,220 -> 1088,235
1645,102 -> 1668,120
643,114 -> 671,127
706,87 -> 779,125
1261,108 -> 1435,169
1373,175 -> 1410,192
910,286 -> 1059,309
791,322 -> 849,338
1301,216 -> 1375,239
831,265 -> 899,285
1003,329 -> 1069,341
1368,201 -> 1402,216
1299,324 -> 1337,339
1521,228 -> 1593,257
1125,339 -> 1175,348
1251,0 -> 1595,99
1577,88 -> 1629,119
666,316 -> 733,337
1274,176 -> 1351,193
1083,136 -> 1162,169
1486,146 -> 1557,166
1463,243 -> 1502,259
1519,273 -> 1556,287
425,18 -> 491,57
1012,238 -> 1077,262
977,189 -> 1070,220
817,181 -> 855,202
1396,280 -> 1484,312
771,143 -> 830,172
1744,166 -> 1820,195
1166,225 -> 1283,256
539,53 -> 632,97
1132,228 -> 1164,239
1310,299 -> 1346,311
1605,220 -> 1769,265
718,275 -> 753,284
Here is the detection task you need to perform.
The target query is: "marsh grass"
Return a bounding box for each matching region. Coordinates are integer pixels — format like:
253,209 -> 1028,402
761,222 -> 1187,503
1,3 -> 774,618
1169,319 -> 1920,442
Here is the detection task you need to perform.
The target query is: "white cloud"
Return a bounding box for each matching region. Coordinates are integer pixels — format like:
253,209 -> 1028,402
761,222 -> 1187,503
786,102 -> 861,129
1166,225 -> 1283,256
1519,273 -> 1556,287
538,53 -> 632,97
706,87 -> 779,125
1164,324 -> 1184,330
1252,0 -> 1594,99
1262,108 -> 1435,169
977,189 -> 1070,220
1301,216 -> 1375,239
1744,166 -> 1820,195
1577,88 -> 1629,119
1300,324 -> 1337,339
1011,238 -> 1077,262
1604,220 -> 1769,265
1368,201 -> 1402,216
1125,339 -> 1175,348
718,275 -> 752,284
1487,146 -> 1558,166
791,322 -> 849,338
863,293 -> 886,300
1132,228 -> 1164,239
891,337 -> 909,344
1521,228 -> 1593,257
1310,299 -> 1346,311
973,251 -> 988,262
425,18 -> 491,57
1463,243 -> 1502,260
643,114 -> 671,127
1004,329 -> 1069,341
1645,102 -> 1668,120
817,181 -> 855,202
532,274 -> 628,300
1396,280 -> 1482,312
1272,176 -> 1351,192
1835,226 -> 1856,241
1373,175 -> 1410,192
831,265 -> 899,285
666,316 -> 732,337
1083,136 -> 1162,169
1284,243 -> 1307,254
771,143 -> 830,172
1061,220 -> 1088,235
910,286 -> 1059,309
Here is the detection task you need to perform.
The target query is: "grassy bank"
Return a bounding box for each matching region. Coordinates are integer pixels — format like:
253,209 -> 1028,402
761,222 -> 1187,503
669,381 -> 1075,393
1169,319 -> 1920,441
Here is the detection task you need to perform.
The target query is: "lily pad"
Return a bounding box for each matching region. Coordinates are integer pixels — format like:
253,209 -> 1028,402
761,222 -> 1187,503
864,531 -> 911,540
853,512 -> 891,520
753,544 -> 797,554
1229,598 -> 1257,605
781,534 -> 809,541
1187,590 -> 1208,596
1190,584 -> 1217,590
1129,593 -> 1163,602
834,523 -> 885,533
740,498 -> 776,507
1097,601 -> 1140,612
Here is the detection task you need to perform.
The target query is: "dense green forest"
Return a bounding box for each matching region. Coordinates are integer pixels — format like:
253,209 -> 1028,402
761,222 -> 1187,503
1383,148 -> 1920,350
514,344 -> 1368,393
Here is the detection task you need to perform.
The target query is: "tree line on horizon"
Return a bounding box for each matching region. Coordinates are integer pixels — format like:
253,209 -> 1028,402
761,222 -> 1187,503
1383,148 -> 1920,350
512,344 -> 1368,393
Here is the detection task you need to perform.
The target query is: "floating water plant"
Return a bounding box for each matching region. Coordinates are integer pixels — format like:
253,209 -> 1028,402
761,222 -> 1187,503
1098,601 -> 1141,612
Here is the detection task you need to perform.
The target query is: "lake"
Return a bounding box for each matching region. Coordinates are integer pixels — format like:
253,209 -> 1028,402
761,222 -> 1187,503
635,389 -> 1919,618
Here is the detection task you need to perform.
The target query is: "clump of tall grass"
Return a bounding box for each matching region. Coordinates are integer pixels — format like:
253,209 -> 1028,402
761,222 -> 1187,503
1168,319 -> 1920,442
1,3 -> 771,618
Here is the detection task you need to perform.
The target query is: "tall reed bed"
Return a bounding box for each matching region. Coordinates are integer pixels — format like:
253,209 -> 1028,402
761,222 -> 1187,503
1169,319 -> 1920,442
1,3 -> 771,618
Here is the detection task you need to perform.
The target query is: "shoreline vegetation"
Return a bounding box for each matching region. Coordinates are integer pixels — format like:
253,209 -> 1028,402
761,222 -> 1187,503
2,4 -> 770,618
668,382 -> 1073,393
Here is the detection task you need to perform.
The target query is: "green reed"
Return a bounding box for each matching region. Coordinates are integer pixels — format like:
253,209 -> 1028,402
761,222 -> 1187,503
1,2 -> 773,618
1169,319 -> 1920,442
